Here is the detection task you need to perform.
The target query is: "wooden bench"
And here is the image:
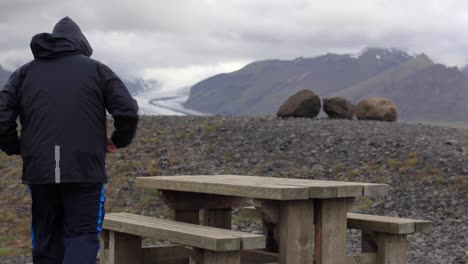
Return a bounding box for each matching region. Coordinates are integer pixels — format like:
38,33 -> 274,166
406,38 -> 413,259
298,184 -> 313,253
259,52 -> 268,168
99,212 -> 266,264
237,207 -> 432,264
347,213 -> 432,264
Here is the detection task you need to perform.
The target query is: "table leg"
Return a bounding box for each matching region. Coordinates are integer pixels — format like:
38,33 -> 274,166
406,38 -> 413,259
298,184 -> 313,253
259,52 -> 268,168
314,198 -> 354,264
253,199 -> 280,253
203,208 -> 232,229
279,200 -> 315,264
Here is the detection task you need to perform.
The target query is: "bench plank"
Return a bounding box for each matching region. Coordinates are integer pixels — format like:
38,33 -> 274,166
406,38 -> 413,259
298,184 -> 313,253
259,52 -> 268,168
104,213 -> 265,250
105,214 -> 240,251
347,213 -> 432,234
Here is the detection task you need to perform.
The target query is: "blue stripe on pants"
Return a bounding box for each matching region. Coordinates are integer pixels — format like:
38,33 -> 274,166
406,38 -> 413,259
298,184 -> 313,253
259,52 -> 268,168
97,184 -> 105,233
27,185 -> 35,249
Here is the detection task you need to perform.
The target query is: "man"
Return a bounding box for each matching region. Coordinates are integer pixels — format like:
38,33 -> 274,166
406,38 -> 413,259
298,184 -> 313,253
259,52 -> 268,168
0,17 -> 139,263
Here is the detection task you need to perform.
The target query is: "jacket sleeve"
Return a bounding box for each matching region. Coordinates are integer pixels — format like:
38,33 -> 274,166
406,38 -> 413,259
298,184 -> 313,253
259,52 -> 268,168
98,63 -> 139,148
0,69 -> 21,155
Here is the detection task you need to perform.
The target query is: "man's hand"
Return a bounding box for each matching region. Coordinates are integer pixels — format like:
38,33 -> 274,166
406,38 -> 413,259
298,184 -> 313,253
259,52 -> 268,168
107,137 -> 118,153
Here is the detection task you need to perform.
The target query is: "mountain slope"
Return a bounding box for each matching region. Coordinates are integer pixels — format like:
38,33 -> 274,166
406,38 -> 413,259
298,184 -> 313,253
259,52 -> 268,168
334,56 -> 468,121
184,48 -> 413,115
184,49 -> 468,121
462,65 -> 468,78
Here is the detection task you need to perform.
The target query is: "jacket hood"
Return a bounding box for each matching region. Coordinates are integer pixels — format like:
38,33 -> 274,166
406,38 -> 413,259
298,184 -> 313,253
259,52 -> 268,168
30,17 -> 93,59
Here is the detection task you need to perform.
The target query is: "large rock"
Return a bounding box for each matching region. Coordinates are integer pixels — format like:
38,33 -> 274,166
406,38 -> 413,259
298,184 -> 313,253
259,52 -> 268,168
277,90 -> 321,118
356,97 -> 398,121
323,97 -> 355,120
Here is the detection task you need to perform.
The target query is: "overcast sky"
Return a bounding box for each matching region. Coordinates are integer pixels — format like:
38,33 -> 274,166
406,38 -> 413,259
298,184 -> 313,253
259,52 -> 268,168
1,0 -> 468,96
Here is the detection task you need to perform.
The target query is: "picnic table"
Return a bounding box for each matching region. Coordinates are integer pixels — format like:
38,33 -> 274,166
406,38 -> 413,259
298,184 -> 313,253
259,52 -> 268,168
135,175 -> 389,264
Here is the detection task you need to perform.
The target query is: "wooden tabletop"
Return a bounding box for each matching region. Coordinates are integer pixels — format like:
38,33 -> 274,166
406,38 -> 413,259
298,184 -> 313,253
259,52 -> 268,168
135,175 -> 389,200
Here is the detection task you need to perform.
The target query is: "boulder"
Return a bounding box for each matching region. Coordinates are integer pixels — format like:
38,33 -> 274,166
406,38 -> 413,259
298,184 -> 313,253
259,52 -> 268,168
277,90 -> 321,118
356,97 -> 398,122
323,97 -> 355,119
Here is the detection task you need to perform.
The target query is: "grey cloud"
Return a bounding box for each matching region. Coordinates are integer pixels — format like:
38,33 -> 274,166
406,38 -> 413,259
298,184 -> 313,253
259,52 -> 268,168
1,0 -> 467,89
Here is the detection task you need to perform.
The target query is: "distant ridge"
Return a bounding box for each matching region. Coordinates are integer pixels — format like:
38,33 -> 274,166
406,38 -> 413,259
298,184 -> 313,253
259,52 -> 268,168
184,48 -> 468,122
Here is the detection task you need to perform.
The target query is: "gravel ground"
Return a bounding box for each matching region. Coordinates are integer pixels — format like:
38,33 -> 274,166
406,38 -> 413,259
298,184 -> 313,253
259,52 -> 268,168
2,116 -> 467,263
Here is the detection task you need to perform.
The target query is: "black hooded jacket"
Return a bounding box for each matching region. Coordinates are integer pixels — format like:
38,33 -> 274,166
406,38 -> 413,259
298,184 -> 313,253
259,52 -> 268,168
0,17 -> 139,184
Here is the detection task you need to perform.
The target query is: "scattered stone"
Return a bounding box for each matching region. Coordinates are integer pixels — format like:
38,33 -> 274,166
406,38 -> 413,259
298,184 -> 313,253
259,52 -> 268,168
356,97 -> 398,122
323,97 -> 355,120
445,140 -> 459,146
277,89 -> 321,118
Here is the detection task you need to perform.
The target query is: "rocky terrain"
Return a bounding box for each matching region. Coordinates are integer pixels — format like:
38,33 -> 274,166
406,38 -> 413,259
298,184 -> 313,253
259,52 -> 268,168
0,116 -> 467,263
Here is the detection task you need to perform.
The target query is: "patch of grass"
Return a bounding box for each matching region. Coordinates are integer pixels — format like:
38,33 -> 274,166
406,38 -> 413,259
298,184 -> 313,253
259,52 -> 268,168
146,163 -> 160,176
351,197 -> 374,213
202,124 -> 219,133
386,159 -> 401,170
448,176 -> 465,192
223,151 -> 235,162
371,175 -> 387,183
332,163 -> 346,175
433,176 -> 447,185
345,169 -> 360,178
404,152 -> 420,167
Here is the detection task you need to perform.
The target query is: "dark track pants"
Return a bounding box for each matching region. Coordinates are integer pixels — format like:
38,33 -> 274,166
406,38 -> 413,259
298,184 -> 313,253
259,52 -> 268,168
28,183 -> 105,264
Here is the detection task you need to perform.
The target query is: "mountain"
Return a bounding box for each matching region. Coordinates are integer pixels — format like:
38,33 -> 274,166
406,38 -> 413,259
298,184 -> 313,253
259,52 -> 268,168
333,55 -> 468,121
184,48 -> 468,121
0,65 -> 9,87
462,65 -> 468,78
184,48 -> 414,115
0,65 -> 145,95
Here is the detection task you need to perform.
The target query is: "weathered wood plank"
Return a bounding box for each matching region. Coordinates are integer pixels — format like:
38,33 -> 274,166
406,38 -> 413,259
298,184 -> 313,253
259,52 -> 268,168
191,175 -> 388,196
241,249 -> 279,264
252,199 -> 280,253
98,231 -> 110,264
414,219 -> 433,234
136,176 -> 310,200
376,233 -> 408,264
136,175 -> 388,200
361,230 -> 378,253
104,214 -> 241,251
189,248 -> 241,264
203,208 -> 232,229
175,210 -> 200,224
315,198 -> 354,264
142,244 -> 189,264
347,213 -> 432,234
346,253 -> 377,264
161,190 -> 247,210
279,200 -> 315,264
109,231 -> 142,264
105,213 -> 265,250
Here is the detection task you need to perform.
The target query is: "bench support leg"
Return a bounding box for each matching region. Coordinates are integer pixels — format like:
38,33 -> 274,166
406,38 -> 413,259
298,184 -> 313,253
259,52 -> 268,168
376,233 -> 408,264
203,208 -> 232,229
362,230 -> 378,253
253,199 -> 280,253
314,198 -> 354,264
279,200 -> 315,264
99,231 -> 110,264
109,231 -> 142,264
175,210 -> 200,224
189,249 -> 241,264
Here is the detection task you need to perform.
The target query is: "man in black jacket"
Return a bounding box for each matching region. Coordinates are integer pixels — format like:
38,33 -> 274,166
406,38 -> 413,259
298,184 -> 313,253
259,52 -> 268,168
0,17 -> 139,263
